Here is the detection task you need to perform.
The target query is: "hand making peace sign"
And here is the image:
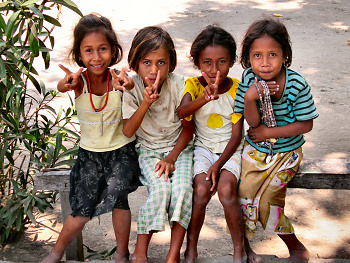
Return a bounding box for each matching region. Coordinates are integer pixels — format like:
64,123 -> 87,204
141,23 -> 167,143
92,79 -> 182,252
110,68 -> 133,91
202,70 -> 220,101
142,70 -> 161,104
58,64 -> 84,91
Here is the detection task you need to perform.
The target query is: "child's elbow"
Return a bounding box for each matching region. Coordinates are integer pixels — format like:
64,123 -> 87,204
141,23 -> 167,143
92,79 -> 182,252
122,127 -> 134,138
176,108 -> 185,119
304,120 -> 313,133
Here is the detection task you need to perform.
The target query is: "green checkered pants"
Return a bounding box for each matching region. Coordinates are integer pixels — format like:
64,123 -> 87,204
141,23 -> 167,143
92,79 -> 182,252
137,145 -> 193,234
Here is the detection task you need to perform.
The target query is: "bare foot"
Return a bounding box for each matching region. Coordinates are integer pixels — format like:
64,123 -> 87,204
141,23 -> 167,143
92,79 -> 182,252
115,251 -> 130,263
244,238 -> 261,263
41,251 -> 62,263
246,250 -> 261,263
183,249 -> 197,263
289,248 -> 310,263
165,253 -> 181,263
131,254 -> 148,263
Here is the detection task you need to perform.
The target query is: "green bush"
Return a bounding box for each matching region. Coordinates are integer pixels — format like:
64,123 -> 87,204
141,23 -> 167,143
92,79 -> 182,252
0,0 -> 82,246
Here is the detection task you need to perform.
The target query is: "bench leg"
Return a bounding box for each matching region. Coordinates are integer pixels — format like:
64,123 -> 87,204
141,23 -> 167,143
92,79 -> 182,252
60,191 -> 84,261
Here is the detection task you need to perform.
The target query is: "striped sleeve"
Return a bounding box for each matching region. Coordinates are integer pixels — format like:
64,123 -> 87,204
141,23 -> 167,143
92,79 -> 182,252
234,68 -> 256,113
288,71 -> 319,121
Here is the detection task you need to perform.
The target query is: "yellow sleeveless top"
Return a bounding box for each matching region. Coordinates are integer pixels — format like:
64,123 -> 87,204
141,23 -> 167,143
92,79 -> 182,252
75,74 -> 135,152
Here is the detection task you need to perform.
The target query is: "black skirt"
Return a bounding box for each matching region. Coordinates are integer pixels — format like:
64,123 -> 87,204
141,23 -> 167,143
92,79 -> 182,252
69,141 -> 141,218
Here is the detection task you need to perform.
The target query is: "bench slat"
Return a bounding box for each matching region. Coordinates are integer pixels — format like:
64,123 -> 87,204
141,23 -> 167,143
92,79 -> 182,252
289,159 -> 350,189
35,159 -> 350,191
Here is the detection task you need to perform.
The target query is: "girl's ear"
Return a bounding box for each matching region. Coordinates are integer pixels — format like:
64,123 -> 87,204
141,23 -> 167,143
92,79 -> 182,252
111,46 -> 117,58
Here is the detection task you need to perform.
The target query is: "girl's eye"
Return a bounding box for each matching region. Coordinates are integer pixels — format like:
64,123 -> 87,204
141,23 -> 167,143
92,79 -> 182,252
158,61 -> 165,65
270,53 -> 276,57
254,54 -> 260,58
143,61 -> 150,65
219,59 -> 226,64
203,61 -> 211,64
85,49 -> 92,53
100,47 -> 107,51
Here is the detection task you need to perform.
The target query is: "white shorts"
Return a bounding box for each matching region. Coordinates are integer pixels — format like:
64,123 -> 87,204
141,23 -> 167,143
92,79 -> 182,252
193,146 -> 242,180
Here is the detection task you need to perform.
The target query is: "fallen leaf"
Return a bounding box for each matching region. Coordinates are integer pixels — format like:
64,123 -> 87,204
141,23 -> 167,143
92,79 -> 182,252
273,13 -> 283,17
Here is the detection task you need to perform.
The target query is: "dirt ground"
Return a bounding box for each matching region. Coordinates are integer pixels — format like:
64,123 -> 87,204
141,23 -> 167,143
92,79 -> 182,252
1,0 -> 350,262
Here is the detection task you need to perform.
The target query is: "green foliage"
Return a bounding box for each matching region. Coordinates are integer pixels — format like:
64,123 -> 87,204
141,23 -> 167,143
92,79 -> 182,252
85,244 -> 117,260
0,0 -> 82,246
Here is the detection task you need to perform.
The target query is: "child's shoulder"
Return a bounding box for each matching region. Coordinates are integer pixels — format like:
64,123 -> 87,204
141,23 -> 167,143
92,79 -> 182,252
166,72 -> 185,91
285,67 -> 311,91
241,67 -> 256,83
286,67 -> 306,82
227,77 -> 240,98
229,77 -> 240,87
168,72 -> 185,83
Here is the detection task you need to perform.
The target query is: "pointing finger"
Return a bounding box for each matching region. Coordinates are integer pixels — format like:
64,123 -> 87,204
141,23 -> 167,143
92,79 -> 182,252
110,68 -> 118,79
59,64 -> 72,75
214,71 -> 220,86
119,67 -> 127,79
144,76 -> 153,88
201,71 -> 212,86
153,70 -> 161,94
76,67 -> 84,76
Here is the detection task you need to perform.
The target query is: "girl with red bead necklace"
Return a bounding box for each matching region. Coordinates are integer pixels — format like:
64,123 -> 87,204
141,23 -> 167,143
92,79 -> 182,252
42,13 -> 141,263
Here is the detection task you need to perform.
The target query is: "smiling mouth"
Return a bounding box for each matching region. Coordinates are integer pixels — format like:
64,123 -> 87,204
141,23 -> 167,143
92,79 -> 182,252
91,64 -> 104,69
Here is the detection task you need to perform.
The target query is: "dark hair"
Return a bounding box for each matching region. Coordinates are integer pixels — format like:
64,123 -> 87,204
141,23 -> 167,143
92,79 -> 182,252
70,13 -> 123,67
190,25 -> 237,68
240,18 -> 292,69
128,26 -> 177,73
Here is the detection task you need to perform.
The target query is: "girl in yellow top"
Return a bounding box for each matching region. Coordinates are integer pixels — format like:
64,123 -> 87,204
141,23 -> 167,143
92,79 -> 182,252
177,25 -> 246,263
42,14 -> 140,263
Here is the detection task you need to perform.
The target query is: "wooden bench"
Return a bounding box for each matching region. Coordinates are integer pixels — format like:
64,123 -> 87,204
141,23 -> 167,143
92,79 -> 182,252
35,158 -> 350,261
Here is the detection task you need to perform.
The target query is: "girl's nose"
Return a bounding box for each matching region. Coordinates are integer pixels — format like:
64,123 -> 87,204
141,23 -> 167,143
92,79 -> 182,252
150,64 -> 158,74
93,50 -> 101,60
211,64 -> 218,74
262,56 -> 269,66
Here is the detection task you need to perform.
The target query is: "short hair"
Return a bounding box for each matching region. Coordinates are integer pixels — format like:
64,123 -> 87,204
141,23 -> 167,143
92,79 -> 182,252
190,25 -> 237,68
128,26 -> 177,73
70,13 -> 123,67
240,18 -> 292,69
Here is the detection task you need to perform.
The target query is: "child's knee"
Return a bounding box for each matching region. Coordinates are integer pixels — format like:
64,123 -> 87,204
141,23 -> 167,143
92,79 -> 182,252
193,183 -> 211,205
150,179 -> 172,198
217,184 -> 238,207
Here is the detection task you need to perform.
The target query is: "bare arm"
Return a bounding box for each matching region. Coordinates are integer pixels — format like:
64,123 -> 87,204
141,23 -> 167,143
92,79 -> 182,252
206,118 -> 243,191
122,98 -> 152,138
155,119 -> 195,181
177,92 -> 208,119
248,120 -> 314,142
177,72 -> 220,119
123,71 -> 161,138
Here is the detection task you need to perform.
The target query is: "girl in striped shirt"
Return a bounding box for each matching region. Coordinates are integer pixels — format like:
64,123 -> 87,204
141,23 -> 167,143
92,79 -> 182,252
234,18 -> 318,263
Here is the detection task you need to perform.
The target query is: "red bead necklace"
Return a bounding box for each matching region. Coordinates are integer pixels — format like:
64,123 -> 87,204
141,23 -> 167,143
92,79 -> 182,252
86,71 -> 110,112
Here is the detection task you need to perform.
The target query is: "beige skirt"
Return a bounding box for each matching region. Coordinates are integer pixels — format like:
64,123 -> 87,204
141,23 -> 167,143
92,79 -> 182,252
238,142 -> 303,240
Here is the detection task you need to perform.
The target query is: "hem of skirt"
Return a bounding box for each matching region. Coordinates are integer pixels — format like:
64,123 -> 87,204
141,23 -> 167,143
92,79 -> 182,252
137,226 -> 166,234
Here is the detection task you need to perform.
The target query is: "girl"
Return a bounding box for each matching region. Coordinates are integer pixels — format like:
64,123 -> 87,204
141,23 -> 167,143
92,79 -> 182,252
122,26 -> 194,263
41,13 -> 140,263
177,25 -> 246,263
234,18 -> 318,263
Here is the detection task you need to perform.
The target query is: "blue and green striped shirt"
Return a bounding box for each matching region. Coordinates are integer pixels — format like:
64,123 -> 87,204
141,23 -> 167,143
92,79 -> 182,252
235,67 -> 319,154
